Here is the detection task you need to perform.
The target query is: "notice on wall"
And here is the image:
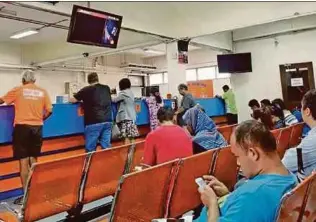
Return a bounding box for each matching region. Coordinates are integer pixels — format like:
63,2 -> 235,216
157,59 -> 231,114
188,80 -> 214,98
290,78 -> 304,87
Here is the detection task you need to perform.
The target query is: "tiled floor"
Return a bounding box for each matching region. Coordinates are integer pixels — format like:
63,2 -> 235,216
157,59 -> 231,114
0,196 -> 113,222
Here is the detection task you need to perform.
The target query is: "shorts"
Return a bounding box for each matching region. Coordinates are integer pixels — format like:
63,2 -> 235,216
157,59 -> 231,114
13,124 -> 43,159
118,120 -> 139,139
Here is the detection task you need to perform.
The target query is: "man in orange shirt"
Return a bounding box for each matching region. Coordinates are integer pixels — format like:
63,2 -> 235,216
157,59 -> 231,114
0,70 -> 52,204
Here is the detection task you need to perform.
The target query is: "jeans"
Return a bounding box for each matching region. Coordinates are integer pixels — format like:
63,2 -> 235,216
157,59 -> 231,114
84,122 -> 112,153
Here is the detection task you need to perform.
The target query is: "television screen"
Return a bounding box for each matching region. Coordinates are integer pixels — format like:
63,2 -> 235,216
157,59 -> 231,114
67,5 -> 123,48
217,53 -> 252,73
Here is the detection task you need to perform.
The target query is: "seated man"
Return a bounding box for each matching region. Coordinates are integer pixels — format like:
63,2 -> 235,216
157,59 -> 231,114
143,107 -> 193,166
248,99 -> 260,119
282,90 -> 316,177
196,120 -> 297,222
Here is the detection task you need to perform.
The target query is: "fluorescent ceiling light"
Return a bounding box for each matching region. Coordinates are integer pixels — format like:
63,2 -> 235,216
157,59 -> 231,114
10,28 -> 39,39
143,48 -> 165,55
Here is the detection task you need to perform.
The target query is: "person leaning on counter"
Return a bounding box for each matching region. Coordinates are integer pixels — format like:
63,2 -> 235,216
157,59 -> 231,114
175,83 -> 196,126
0,70 -> 52,205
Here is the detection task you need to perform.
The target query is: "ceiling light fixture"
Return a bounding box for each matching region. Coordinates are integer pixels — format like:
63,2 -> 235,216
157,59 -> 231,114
10,28 -> 39,39
143,48 -> 165,55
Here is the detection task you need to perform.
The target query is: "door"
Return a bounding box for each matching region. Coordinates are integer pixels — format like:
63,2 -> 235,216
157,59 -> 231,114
279,62 -> 315,110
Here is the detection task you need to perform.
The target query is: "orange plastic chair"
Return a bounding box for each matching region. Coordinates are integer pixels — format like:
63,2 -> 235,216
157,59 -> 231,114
82,144 -> 130,204
277,127 -> 293,159
21,154 -> 87,222
289,123 -> 304,148
303,172 -> 316,222
217,124 -> 237,144
129,141 -> 145,172
211,146 -> 238,191
276,172 -> 316,222
168,149 -> 218,218
0,211 -> 19,222
109,160 -> 180,222
271,128 -> 282,143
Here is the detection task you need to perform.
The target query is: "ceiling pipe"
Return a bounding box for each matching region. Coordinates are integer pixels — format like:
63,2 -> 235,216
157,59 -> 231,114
35,40 -> 162,67
4,1 -> 174,42
0,13 -> 68,29
0,63 -> 33,69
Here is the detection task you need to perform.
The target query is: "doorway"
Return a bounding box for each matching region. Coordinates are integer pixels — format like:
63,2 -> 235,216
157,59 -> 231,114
279,62 -> 315,110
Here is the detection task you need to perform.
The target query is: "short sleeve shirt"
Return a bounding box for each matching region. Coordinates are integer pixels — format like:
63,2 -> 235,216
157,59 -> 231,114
74,83 -> 112,125
181,93 -> 196,110
1,83 -> 52,126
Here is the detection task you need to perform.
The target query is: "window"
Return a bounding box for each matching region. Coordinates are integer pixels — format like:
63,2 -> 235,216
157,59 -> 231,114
163,72 -> 168,84
149,73 -> 163,85
186,69 -> 197,81
197,67 -> 216,80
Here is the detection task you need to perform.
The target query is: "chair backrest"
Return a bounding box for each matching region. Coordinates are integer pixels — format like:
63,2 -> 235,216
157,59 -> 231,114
211,146 -> 238,191
276,172 -> 316,222
289,123 -> 304,148
82,144 -> 130,204
277,127 -> 293,159
217,124 -> 237,144
22,154 -> 87,222
271,128 -> 282,144
303,172 -> 316,221
110,160 -> 178,222
129,141 -> 145,172
168,149 -> 218,218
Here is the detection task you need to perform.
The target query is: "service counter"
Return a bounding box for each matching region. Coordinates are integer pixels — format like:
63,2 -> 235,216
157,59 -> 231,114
0,98 -> 225,144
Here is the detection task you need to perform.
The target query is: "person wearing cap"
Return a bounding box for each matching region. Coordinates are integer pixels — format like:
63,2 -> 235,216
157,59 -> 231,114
0,70 -> 52,204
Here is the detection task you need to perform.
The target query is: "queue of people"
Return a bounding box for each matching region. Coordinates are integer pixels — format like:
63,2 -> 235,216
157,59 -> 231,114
2,69 -> 316,222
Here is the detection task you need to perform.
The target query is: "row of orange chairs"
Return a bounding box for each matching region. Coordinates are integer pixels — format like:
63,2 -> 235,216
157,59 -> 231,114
106,146 -> 238,221
271,123 -> 304,158
217,123 -> 304,158
0,142 -> 145,222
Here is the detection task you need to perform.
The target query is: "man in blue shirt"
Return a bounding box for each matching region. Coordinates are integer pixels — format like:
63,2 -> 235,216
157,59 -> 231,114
283,90 -> 316,177
196,120 -> 297,222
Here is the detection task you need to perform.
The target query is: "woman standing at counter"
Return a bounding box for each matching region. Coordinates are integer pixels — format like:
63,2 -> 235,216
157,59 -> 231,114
144,88 -> 163,131
112,78 -> 139,144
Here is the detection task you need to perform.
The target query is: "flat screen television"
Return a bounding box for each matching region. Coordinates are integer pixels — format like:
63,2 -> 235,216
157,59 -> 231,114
217,53 -> 252,73
67,5 -> 123,48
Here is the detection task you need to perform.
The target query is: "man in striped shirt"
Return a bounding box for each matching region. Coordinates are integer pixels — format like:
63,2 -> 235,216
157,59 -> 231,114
282,90 -> 316,177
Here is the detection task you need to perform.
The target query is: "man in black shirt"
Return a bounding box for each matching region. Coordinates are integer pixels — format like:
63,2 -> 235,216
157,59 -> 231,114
70,73 -> 112,152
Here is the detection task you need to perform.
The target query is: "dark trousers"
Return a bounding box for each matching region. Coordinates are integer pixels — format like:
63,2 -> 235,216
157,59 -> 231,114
227,113 -> 238,125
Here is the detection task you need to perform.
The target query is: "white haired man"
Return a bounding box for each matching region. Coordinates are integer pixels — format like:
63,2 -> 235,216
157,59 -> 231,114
0,70 -> 52,204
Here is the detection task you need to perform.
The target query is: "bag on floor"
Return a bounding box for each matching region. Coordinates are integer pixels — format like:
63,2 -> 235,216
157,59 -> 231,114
112,123 -> 121,140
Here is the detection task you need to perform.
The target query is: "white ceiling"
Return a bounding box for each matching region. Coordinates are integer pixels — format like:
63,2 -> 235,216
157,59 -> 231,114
1,1 -> 316,64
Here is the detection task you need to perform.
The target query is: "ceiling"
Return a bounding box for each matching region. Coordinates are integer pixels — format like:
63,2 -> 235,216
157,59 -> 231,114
1,1 -> 316,65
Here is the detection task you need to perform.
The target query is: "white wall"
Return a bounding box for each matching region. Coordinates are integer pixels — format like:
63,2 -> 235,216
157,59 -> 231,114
0,43 -> 144,101
144,48 -> 231,97
233,30 -> 316,122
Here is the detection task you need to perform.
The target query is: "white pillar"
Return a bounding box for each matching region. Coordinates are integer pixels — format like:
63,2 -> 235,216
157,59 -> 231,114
166,42 -> 187,97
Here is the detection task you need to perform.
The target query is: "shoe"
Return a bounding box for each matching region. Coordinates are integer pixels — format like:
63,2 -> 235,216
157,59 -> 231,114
13,196 -> 23,205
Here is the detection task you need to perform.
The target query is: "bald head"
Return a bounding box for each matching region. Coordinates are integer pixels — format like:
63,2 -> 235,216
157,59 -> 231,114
22,70 -> 36,85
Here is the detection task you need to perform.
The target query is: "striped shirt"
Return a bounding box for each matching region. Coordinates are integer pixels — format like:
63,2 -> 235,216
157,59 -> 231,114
282,127 -> 316,176
283,110 -> 298,126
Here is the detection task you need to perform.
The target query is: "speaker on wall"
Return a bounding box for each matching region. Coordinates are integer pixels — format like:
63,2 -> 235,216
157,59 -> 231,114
177,39 -> 190,64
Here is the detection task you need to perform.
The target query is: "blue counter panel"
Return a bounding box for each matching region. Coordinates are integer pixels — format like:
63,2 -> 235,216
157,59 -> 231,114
195,98 -> 226,117
0,98 -> 224,144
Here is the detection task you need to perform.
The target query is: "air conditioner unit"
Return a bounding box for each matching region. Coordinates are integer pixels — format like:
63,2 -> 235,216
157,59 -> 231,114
120,63 -> 157,72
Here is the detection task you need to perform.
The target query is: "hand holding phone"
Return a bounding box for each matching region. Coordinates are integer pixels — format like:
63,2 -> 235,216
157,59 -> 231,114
195,177 -> 207,189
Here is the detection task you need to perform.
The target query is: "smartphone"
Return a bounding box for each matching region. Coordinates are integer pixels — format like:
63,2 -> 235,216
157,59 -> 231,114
195,177 -> 207,188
